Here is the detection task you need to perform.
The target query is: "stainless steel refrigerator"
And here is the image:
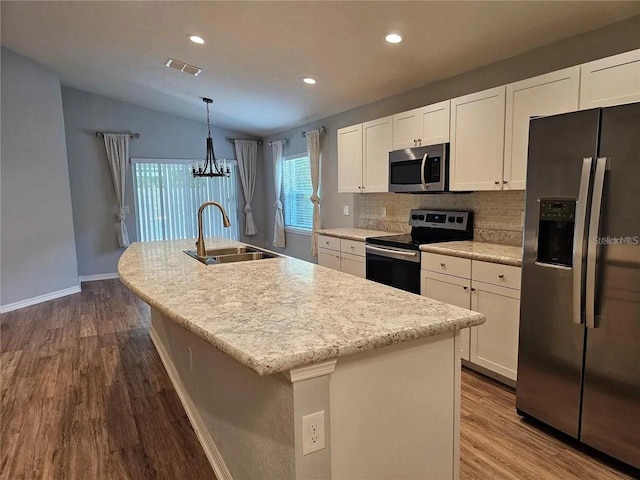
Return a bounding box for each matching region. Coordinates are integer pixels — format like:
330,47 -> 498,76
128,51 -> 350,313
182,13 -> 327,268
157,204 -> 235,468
517,102 -> 640,469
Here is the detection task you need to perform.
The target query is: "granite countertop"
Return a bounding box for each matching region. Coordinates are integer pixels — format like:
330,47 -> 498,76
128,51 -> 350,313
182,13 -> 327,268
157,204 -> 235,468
419,241 -> 523,267
118,238 -> 485,376
316,227 -> 401,242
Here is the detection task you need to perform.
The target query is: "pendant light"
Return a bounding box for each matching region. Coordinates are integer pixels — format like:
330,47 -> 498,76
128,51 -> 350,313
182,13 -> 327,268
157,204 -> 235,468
192,97 -> 230,178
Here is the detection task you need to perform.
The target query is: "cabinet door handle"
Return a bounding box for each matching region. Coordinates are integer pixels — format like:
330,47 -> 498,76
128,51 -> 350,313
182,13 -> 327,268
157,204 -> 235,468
503,180 -> 508,184
498,274 -> 505,279
471,288 -> 476,292
418,139 -> 422,145
463,286 -> 469,290
494,181 -> 500,185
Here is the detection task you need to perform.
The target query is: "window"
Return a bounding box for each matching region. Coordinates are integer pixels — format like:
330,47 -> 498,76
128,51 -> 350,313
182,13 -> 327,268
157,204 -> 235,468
282,154 -> 313,232
132,159 -> 240,242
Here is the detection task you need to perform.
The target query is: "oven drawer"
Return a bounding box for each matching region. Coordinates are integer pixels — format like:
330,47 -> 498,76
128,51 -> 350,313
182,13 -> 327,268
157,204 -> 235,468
472,261 -> 521,290
340,239 -> 365,257
421,252 -> 471,279
318,235 -> 340,251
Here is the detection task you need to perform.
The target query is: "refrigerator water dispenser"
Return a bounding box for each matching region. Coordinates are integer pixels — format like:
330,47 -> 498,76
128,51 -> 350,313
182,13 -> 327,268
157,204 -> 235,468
537,198 -> 576,267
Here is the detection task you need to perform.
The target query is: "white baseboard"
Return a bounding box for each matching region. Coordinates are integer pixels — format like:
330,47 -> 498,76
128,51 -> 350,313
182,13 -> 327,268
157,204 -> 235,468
79,273 -> 119,283
0,285 -> 81,314
149,328 -> 233,480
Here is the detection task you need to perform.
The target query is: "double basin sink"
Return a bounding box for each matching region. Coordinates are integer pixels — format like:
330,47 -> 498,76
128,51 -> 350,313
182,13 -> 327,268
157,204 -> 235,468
184,246 -> 280,265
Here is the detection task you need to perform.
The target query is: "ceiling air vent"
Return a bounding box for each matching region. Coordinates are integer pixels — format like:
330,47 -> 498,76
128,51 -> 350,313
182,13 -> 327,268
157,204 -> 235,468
165,58 -> 202,76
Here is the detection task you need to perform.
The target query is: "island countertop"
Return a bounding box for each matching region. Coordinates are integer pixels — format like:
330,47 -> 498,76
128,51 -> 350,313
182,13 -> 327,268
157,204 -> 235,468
118,238 -> 485,376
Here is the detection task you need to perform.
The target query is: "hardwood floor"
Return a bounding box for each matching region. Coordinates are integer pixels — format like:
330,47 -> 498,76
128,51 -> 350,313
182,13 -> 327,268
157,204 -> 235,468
1,279 -> 637,479
1,280 -> 214,480
460,370 -> 637,480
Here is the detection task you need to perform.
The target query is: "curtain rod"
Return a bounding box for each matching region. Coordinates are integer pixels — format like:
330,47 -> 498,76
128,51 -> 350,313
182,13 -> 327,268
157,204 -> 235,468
301,126 -> 327,137
96,132 -> 140,139
268,138 -> 289,147
225,137 -> 263,145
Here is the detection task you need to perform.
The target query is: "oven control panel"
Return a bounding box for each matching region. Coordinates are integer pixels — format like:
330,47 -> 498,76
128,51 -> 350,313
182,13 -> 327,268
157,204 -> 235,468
409,209 -> 471,231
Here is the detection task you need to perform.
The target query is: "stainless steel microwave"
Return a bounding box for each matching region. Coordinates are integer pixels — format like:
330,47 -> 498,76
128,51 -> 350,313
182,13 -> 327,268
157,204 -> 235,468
388,144 -> 449,193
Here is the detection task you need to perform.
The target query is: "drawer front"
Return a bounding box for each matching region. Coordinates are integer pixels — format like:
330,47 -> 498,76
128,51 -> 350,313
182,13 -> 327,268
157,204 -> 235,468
318,235 -> 340,251
421,253 -> 471,279
340,239 -> 365,257
472,260 -> 521,290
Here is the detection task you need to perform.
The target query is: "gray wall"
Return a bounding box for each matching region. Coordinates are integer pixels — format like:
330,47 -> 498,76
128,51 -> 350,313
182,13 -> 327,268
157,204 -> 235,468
1,48 -> 79,306
262,15 -> 640,262
61,87 -> 264,276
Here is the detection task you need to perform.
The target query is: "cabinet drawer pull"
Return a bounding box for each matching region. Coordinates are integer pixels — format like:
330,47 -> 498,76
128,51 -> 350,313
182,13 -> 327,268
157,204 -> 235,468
463,286 -> 469,290
350,246 -> 354,250
471,288 -> 476,292
498,274 -> 505,279
440,262 -> 446,267
503,180 -> 508,184
494,181 -> 500,185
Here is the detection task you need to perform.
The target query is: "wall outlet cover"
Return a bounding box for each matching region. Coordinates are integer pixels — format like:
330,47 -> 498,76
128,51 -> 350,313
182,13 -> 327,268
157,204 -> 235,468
301,410 -> 325,455
343,206 -> 350,216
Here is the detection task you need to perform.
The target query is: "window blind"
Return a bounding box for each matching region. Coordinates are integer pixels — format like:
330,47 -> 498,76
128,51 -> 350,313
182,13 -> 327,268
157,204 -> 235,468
132,160 -> 240,242
282,155 -> 313,230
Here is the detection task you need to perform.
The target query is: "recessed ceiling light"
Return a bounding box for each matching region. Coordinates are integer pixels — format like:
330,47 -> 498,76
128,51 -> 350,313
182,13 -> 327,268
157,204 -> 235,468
302,77 -> 317,85
385,33 -> 403,44
188,34 -> 205,45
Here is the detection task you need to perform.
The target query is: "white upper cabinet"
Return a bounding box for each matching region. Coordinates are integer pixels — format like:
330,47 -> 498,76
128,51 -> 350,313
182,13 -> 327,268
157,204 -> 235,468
392,109 -> 419,150
504,67 -> 580,190
392,101 -> 450,150
418,101 -> 450,146
579,49 -> 640,110
337,124 -> 363,193
450,86 -> 506,191
362,116 -> 393,193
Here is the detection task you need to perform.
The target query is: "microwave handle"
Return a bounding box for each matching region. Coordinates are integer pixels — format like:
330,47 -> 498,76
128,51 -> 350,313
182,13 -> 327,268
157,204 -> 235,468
420,153 -> 429,190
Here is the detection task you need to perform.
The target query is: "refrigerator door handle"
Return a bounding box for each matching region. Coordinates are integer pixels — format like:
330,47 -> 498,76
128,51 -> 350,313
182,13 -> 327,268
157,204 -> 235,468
572,157 -> 593,325
585,157 -> 608,329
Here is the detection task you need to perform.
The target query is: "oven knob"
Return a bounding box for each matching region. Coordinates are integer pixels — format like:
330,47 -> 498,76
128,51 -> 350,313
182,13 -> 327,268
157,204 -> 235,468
447,216 -> 455,223
456,216 -> 464,223
412,214 -> 418,220
418,215 -> 425,221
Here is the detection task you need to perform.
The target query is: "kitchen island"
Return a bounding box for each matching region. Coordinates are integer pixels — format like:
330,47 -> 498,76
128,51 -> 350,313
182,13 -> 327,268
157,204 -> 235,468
118,238 -> 485,480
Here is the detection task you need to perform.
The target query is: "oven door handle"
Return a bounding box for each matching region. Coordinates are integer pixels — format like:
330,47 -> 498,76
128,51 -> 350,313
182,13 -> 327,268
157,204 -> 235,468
420,153 -> 429,190
366,245 -> 420,263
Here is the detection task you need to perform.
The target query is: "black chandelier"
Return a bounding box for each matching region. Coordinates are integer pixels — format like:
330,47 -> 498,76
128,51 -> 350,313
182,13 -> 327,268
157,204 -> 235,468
192,97 -> 230,178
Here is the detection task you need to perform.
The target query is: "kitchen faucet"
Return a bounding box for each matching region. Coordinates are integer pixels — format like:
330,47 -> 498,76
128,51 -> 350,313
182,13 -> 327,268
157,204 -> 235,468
196,201 -> 231,257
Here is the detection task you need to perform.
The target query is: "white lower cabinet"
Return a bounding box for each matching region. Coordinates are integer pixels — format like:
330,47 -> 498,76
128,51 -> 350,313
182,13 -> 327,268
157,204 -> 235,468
421,270 -> 472,360
421,253 -> 522,384
317,235 -> 366,278
340,252 -> 366,278
470,282 -> 520,381
318,247 -> 341,271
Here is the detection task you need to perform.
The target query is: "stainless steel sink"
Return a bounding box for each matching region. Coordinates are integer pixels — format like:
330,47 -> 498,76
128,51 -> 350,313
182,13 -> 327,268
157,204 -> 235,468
184,246 -> 279,265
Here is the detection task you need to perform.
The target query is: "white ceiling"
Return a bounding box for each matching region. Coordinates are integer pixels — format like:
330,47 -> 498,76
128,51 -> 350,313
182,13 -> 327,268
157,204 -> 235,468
2,1 -> 639,136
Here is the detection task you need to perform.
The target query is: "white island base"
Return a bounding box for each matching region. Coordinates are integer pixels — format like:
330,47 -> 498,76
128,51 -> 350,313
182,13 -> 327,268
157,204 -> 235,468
150,308 -> 462,480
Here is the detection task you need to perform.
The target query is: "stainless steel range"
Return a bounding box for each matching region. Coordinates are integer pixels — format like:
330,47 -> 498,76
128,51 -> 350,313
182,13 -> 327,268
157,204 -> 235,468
365,209 -> 473,293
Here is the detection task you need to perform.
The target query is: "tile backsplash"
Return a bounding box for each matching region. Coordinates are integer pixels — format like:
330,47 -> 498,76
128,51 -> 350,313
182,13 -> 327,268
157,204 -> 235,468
358,191 -> 526,246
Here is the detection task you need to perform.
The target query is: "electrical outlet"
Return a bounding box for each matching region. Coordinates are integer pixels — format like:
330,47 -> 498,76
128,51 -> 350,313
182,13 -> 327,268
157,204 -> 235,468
122,205 -> 130,214
343,205 -> 350,216
379,207 -> 387,217
301,410 -> 325,455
